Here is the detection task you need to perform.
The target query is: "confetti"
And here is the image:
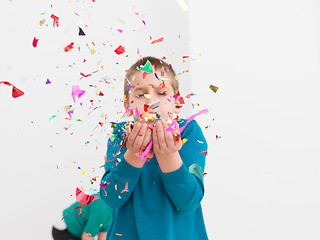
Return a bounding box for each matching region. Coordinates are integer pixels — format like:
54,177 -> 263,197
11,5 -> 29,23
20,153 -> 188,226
78,27 -> 86,36
50,14 -> 59,27
138,59 -> 153,73
32,37 -> 39,47
0,81 -> 24,98
151,37 -> 164,45
181,138 -> 188,144
120,181 -> 129,193
209,85 -> 219,93
39,19 -> 45,26
72,85 -> 86,102
176,0 -> 189,11
144,94 -> 151,99
76,187 -> 99,204
64,42 -> 74,52
199,151 -> 208,157
114,45 -> 125,55
46,78 -> 51,84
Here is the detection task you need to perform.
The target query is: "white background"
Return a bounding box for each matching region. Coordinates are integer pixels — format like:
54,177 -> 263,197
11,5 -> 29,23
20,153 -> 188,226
1,0 -> 320,239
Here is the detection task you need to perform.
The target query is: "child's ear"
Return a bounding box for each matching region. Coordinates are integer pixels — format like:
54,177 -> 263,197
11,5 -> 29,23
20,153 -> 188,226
124,101 -> 129,110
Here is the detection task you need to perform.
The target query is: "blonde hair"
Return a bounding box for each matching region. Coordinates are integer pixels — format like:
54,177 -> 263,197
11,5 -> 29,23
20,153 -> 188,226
124,56 -> 179,103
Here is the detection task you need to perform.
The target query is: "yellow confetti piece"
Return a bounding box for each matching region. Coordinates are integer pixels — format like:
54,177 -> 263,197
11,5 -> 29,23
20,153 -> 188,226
144,94 -> 151,99
209,85 -> 219,93
181,138 -> 188,144
90,49 -> 96,55
123,95 -> 128,101
81,170 -> 87,175
115,184 -> 117,191
116,233 -> 123,236
39,19 -> 45,26
67,0 -> 72,2
176,0 -> 189,11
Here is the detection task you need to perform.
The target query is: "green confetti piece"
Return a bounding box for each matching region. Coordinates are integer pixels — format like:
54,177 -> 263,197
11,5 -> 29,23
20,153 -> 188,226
139,59 -> 153,73
49,115 -> 56,121
209,85 -> 218,93
189,164 -> 204,178
41,12 -> 47,15
110,133 -> 116,142
50,145 -> 53,148
76,119 -> 83,122
111,124 -> 117,129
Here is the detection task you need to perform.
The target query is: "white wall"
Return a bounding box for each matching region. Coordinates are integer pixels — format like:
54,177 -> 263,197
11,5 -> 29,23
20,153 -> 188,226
0,0 -> 190,239
189,0 -> 320,239
1,0 -> 320,239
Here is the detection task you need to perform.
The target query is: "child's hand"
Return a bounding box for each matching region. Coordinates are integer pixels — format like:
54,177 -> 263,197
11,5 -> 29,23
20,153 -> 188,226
125,121 -> 152,154
152,119 -> 182,157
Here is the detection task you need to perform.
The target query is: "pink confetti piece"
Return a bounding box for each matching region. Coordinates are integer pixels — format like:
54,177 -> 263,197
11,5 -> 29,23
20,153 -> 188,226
179,109 -> 209,133
72,85 -> 86,102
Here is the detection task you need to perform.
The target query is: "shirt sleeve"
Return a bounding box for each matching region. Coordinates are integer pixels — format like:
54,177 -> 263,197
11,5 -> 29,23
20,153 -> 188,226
100,124 -> 144,209
160,119 -> 208,215
83,197 -> 113,237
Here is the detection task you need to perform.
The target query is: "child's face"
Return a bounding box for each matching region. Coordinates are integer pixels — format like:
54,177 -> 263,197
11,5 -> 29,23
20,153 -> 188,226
124,69 -> 180,125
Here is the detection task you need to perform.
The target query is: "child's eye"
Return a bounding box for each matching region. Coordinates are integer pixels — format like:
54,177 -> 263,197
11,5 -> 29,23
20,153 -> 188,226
158,92 -> 167,95
135,94 -> 144,98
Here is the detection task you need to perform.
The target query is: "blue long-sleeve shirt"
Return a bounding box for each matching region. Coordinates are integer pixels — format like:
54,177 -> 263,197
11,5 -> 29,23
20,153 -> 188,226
100,119 -> 209,240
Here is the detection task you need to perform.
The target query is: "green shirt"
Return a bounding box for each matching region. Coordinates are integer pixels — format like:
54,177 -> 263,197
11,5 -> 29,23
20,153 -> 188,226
63,193 -> 113,238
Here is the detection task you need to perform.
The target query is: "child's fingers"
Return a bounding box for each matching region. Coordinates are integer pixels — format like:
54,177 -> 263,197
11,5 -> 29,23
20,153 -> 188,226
152,125 -> 159,152
155,119 -> 168,149
133,123 -> 148,149
141,127 -> 152,150
127,122 -> 141,149
162,120 -> 174,144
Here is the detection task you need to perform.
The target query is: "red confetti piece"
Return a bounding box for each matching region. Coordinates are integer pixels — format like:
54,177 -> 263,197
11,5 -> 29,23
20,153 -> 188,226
182,56 -> 189,58
114,45 -> 125,55
32,37 -> 39,47
50,14 -> 59,27
0,81 -> 24,98
151,37 -> 164,44
64,42 -> 74,52
98,91 -> 104,96
199,151 -> 208,157
76,187 -> 98,204
159,81 -> 166,88
175,134 -> 181,142
98,122 -> 103,127
185,93 -> 194,98
178,96 -> 185,104
142,72 -> 148,79
80,72 -> 92,78
144,104 -> 149,112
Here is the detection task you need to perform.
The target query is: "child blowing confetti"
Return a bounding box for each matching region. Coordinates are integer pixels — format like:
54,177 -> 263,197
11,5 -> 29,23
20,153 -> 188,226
52,193 -> 113,240
100,56 -> 209,239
